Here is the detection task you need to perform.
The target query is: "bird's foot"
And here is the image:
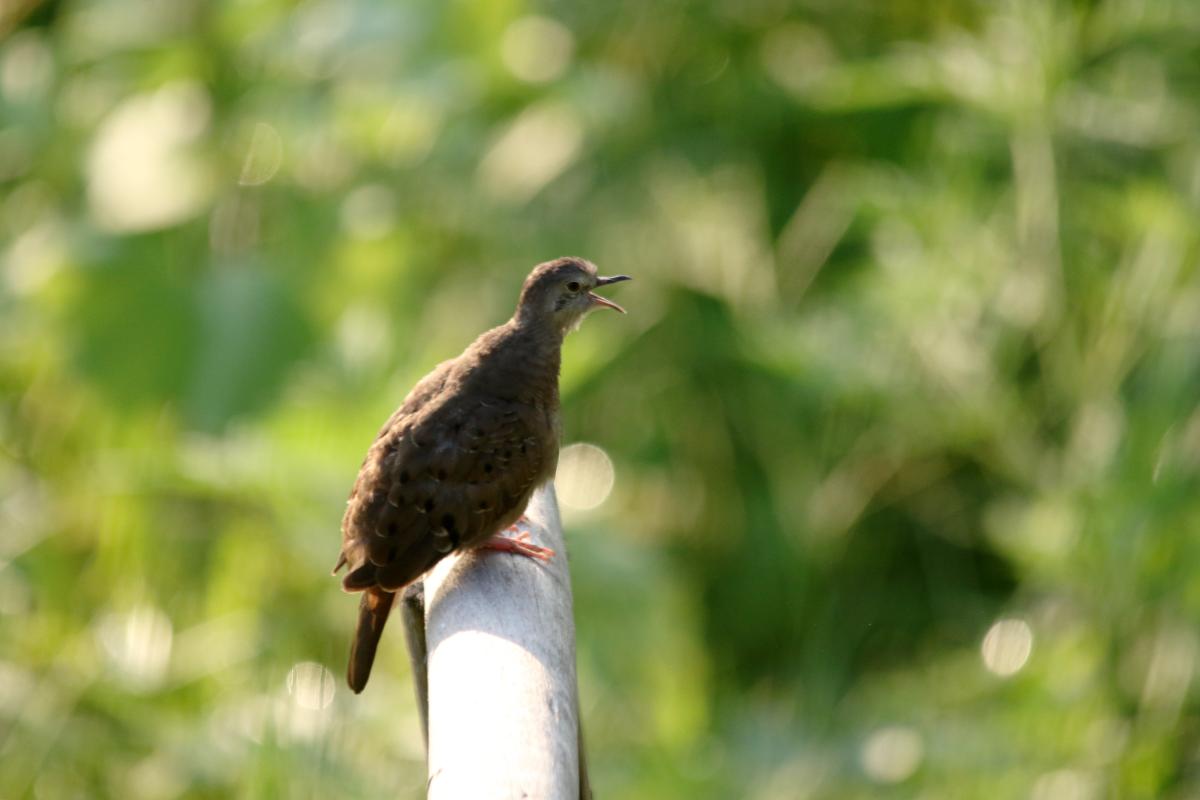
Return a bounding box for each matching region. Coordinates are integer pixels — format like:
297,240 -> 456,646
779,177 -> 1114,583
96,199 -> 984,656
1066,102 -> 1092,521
480,529 -> 555,561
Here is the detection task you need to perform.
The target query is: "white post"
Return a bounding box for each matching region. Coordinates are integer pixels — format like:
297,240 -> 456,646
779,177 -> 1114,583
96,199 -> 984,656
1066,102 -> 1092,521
422,483 -> 587,799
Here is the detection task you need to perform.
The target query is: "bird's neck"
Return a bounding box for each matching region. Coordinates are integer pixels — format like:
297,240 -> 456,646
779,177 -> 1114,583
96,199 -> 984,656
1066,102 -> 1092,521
488,317 -> 564,405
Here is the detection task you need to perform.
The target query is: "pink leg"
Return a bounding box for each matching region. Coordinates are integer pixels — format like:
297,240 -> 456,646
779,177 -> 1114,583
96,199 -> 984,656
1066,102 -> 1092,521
479,530 -> 555,561
502,514 -> 532,534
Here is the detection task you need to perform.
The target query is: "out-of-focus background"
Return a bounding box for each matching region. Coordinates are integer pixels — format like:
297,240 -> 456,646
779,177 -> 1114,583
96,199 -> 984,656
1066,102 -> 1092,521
3,0 -> 1200,797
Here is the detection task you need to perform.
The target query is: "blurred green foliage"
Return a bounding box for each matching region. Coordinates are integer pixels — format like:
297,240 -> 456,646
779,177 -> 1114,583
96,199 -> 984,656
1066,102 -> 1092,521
4,0 -> 1200,797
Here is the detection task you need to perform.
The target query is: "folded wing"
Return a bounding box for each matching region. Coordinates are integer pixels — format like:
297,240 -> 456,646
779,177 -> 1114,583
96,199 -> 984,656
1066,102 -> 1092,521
335,392 -> 550,593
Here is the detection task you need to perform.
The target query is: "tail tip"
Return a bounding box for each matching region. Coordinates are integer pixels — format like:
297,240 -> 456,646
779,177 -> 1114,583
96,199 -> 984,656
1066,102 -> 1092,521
347,649 -> 374,693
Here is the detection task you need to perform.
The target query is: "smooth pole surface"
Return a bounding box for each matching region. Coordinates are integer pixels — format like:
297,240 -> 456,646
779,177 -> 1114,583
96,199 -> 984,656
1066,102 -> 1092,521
423,483 -> 583,799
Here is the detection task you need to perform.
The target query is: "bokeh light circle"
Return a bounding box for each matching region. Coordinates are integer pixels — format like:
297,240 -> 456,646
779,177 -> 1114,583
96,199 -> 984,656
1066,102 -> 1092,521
556,443 -> 615,510
981,618 -> 1033,677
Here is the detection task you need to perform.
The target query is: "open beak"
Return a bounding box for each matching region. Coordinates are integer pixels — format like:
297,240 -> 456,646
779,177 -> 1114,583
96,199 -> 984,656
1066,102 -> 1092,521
589,274 -> 632,314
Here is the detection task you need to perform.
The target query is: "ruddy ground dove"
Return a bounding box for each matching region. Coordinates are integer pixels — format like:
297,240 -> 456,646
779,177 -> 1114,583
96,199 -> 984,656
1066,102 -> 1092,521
332,257 -> 630,692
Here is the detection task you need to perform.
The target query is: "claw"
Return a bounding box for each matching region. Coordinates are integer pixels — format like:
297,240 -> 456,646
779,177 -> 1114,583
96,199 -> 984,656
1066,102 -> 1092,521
479,531 -> 555,561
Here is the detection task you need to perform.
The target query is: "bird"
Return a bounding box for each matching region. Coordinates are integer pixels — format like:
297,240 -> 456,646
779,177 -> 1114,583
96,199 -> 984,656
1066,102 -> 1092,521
332,256 -> 631,693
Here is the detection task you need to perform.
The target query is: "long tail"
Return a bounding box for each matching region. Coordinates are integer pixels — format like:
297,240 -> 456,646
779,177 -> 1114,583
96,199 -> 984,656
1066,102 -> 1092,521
347,587 -> 395,693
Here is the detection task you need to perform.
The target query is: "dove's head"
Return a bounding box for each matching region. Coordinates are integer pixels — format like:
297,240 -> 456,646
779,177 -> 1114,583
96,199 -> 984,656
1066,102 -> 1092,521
515,256 -> 631,334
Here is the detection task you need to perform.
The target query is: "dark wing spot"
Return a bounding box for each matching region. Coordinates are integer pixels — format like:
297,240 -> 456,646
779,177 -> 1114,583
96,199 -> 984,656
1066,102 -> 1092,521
430,527 -> 454,554
424,499 -> 434,513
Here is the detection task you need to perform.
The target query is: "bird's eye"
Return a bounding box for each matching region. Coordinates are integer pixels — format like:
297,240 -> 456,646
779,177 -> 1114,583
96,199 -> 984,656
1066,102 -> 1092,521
566,281 -> 581,293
